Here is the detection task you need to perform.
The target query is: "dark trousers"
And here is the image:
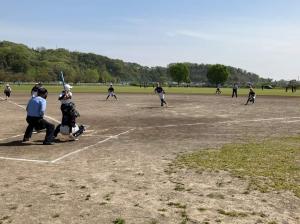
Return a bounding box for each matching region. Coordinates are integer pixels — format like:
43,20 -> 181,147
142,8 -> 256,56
54,124 -> 61,137
160,99 -> 167,106
24,116 -> 55,143
232,89 -> 237,97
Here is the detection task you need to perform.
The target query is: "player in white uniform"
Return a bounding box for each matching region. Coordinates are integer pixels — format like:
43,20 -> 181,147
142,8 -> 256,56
4,84 -> 12,100
58,84 -> 73,104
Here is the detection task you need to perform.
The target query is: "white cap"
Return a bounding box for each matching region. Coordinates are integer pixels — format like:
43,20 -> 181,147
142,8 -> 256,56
110,83 -> 113,86
64,84 -> 72,91
6,83 -> 9,86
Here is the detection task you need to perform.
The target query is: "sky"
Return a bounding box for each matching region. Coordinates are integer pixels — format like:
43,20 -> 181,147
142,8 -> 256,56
1,0 -> 300,80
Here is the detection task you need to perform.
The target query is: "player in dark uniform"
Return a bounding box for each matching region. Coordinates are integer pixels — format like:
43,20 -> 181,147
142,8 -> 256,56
216,84 -> 222,95
154,82 -> 167,107
245,88 -> 256,105
53,102 -> 85,140
106,83 -> 117,100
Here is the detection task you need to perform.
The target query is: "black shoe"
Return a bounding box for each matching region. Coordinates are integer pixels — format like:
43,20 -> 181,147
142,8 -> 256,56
43,141 -> 54,145
73,125 -> 85,137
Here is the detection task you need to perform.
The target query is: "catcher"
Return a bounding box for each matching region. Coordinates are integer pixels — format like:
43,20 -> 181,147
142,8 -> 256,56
54,84 -> 85,140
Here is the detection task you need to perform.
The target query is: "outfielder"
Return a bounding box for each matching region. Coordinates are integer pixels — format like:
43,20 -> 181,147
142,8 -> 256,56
4,84 -> 12,100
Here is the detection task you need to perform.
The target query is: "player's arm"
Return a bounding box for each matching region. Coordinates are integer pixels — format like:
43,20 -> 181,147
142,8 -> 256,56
39,99 -> 46,117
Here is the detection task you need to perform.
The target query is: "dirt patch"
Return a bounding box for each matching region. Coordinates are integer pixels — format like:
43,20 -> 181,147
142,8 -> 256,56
0,93 -> 299,223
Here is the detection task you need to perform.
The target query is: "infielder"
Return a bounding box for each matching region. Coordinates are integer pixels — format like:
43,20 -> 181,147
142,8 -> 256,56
245,88 -> 256,105
106,83 -> 117,100
154,82 -> 167,107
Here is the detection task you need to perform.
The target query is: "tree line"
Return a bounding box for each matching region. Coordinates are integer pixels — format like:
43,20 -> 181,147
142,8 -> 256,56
0,41 -> 271,86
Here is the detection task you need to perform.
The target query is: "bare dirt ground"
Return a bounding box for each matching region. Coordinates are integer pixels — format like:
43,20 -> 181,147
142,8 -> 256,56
0,93 -> 299,224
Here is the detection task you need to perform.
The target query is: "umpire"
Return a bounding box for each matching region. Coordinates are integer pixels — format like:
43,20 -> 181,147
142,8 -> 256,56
23,87 -> 55,145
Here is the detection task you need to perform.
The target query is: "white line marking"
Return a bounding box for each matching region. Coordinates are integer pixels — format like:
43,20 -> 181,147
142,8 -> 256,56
284,120 -> 300,123
1,97 -> 60,123
84,130 -> 95,133
51,128 -> 135,163
0,134 -> 24,142
138,116 -> 300,130
0,156 -> 50,163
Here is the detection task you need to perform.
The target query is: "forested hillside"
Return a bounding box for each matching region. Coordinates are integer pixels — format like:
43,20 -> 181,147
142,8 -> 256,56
0,41 -> 269,85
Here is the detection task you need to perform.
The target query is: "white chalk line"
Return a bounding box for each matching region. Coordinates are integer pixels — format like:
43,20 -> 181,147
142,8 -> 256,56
0,134 -> 24,142
0,156 -> 50,163
285,120 -> 300,123
50,128 -> 135,163
136,116 -> 300,130
0,130 -> 128,164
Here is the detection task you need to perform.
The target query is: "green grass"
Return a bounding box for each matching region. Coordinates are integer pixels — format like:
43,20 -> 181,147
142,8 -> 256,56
217,209 -> 248,217
113,218 -> 125,224
177,137 -> 300,197
2,84 -> 300,96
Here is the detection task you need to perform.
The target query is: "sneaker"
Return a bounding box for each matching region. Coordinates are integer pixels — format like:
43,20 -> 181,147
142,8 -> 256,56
73,125 -> 85,137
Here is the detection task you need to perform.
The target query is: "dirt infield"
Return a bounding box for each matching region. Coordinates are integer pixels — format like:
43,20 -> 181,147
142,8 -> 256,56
0,93 -> 299,224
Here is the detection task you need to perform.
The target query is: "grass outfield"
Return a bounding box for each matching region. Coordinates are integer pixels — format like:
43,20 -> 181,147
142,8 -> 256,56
2,84 -> 300,96
176,136 -> 300,197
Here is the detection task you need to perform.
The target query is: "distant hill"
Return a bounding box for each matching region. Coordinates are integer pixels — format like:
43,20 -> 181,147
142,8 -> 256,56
0,41 -> 270,86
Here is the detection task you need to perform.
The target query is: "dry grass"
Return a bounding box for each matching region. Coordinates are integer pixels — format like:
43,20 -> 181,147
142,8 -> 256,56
177,137 -> 300,197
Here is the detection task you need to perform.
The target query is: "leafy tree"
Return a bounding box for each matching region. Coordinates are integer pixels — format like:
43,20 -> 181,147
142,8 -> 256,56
84,69 -> 99,82
168,63 -> 190,85
0,41 -> 272,85
207,64 -> 230,86
100,70 -> 113,83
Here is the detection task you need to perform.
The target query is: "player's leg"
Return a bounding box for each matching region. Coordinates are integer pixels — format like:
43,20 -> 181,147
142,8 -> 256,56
162,98 -> 167,105
23,117 -> 36,141
53,124 -> 61,138
245,97 -> 250,105
39,119 -> 55,144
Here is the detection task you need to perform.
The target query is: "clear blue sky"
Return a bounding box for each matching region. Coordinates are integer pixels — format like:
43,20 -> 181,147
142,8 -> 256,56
1,0 -> 300,80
